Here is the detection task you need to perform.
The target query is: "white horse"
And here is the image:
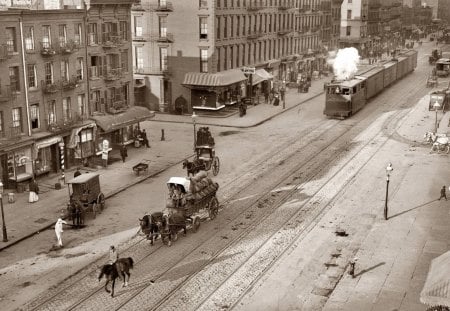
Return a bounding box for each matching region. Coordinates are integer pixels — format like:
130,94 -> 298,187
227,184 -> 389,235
424,132 -> 449,153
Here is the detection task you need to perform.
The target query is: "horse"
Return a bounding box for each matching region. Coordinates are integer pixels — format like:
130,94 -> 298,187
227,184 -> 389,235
424,132 -> 447,144
139,212 -> 164,245
182,159 -> 205,176
161,213 -> 187,246
98,257 -> 134,297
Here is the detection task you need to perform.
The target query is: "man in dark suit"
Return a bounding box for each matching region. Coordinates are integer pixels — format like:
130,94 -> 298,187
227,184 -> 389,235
141,129 -> 150,148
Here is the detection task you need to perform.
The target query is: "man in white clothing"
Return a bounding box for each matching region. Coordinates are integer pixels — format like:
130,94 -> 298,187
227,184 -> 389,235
55,218 -> 67,247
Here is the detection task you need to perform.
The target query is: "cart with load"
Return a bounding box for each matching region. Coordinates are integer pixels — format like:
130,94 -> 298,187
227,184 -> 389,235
67,173 -> 106,225
162,171 -> 219,245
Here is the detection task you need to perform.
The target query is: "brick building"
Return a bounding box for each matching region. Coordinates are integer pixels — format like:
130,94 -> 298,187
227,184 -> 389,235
132,0 -> 330,114
0,0 -> 152,189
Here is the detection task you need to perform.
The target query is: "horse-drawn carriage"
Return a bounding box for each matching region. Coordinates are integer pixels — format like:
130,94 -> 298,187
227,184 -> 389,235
67,173 -> 106,225
183,127 -> 220,176
429,49 -> 442,65
140,172 -> 219,246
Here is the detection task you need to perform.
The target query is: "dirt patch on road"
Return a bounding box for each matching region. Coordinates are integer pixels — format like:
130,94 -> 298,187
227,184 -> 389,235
218,130 -> 241,136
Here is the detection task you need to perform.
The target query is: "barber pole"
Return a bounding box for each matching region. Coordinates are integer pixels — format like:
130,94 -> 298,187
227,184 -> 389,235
59,142 -> 65,183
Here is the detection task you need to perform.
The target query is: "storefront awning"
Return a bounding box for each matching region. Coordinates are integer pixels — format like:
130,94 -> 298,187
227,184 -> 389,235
35,136 -> 63,150
90,106 -> 155,133
182,69 -> 247,87
421,251 -> 450,307
252,69 -> 273,85
67,121 -> 97,149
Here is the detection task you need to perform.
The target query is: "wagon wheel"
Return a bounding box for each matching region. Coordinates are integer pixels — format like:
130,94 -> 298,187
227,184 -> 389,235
212,157 -> 220,176
208,197 -> 219,220
192,216 -> 200,233
97,193 -> 106,211
445,145 -> 450,154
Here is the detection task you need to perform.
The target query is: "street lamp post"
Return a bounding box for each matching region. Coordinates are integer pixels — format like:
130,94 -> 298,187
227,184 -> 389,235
433,101 -> 441,132
192,112 -> 197,152
0,181 -> 7,242
384,163 -> 393,220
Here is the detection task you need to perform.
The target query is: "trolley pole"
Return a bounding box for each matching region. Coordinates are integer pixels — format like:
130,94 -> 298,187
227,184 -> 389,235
0,181 -> 7,242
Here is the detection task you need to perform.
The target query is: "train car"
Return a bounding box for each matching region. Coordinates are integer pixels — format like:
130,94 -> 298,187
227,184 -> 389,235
356,66 -> 385,99
324,50 -> 417,119
324,77 -> 367,118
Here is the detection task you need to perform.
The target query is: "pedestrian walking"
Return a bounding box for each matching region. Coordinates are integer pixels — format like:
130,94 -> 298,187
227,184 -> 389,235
55,218 -> 67,248
120,145 -> 128,163
141,129 -> 150,148
109,245 -> 119,265
439,185 -> 447,200
74,167 -> 81,178
28,178 -> 39,203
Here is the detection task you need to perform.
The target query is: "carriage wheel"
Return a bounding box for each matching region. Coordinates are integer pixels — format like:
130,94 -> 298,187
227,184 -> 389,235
208,197 -> 219,220
192,217 -> 200,233
212,157 -> 220,176
445,145 -> 450,154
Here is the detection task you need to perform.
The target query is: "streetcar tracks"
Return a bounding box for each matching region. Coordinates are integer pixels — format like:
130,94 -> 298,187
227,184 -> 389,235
24,54 -> 431,311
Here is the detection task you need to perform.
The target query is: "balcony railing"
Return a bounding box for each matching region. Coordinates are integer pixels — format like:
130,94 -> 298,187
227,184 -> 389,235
62,76 -> 80,90
149,33 -> 174,42
101,34 -> 121,47
104,68 -> 123,81
133,66 -> 170,75
106,98 -> 128,114
132,32 -> 147,41
41,80 -> 59,94
277,29 -> 291,36
247,31 -> 264,40
40,42 -> 57,56
59,40 -> 80,54
247,5 -> 263,11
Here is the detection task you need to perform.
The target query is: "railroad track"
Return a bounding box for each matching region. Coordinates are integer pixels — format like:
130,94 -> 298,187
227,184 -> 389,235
24,53 -> 429,311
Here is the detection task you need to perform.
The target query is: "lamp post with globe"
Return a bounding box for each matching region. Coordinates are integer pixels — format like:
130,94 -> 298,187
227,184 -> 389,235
384,163 -> 393,220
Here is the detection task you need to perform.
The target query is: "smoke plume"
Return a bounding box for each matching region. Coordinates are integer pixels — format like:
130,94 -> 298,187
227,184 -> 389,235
327,47 -> 360,80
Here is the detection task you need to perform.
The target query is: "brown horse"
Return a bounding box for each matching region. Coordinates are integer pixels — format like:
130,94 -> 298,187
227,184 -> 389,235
139,212 -> 164,245
162,213 -> 187,246
98,257 -> 134,297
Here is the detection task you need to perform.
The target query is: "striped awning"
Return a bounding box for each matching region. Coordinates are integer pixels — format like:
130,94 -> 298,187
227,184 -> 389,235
421,251 -> 450,307
183,69 -> 247,87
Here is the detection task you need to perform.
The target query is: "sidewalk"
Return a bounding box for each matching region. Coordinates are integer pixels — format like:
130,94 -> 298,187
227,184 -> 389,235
0,74 -> 329,252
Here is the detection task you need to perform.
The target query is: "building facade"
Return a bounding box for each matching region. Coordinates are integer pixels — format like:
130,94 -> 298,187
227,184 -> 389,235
0,0 -> 151,189
339,0 -> 369,56
437,0 -> 450,25
132,0 -> 331,114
